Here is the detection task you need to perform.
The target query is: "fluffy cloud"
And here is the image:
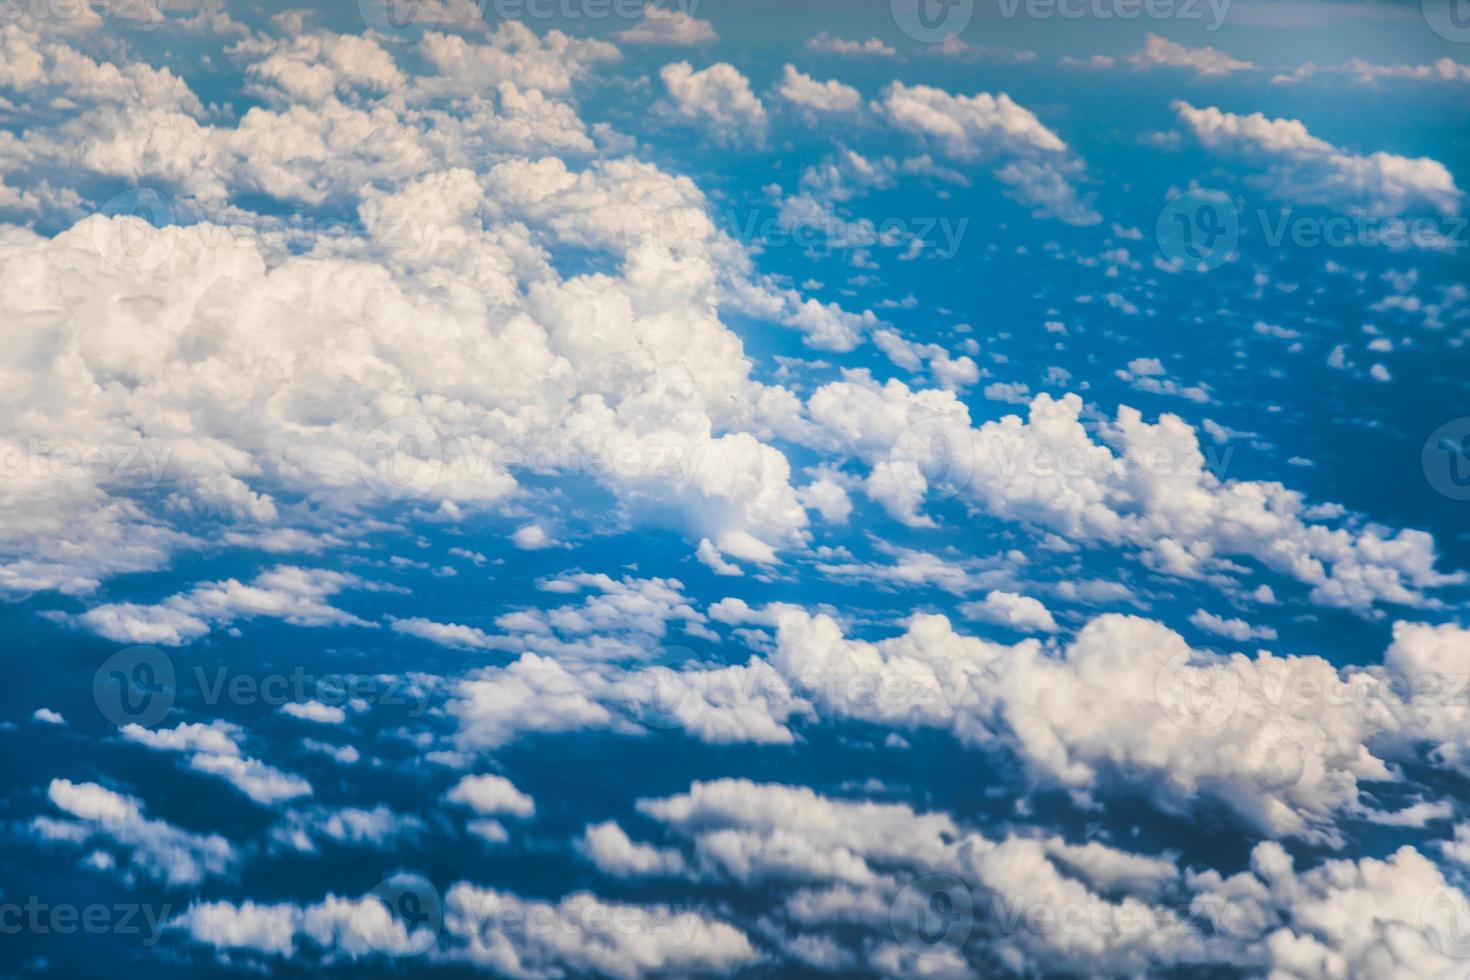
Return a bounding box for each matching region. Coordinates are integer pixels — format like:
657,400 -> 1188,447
776,64 -> 861,114
37,779 -> 235,885
1173,100 -> 1463,216
875,82 -> 1099,225
175,875 -> 759,976
625,777 -> 1470,975
445,773 -> 536,818
658,61 -> 767,146
447,648 -> 810,752
271,804 -> 424,852
76,566 -> 369,645
806,378 -> 1461,610
0,21 -> 913,597
577,820 -> 687,877
759,607 -> 1403,842
805,33 -> 895,57
959,589 -> 1060,633
616,4 -> 716,45
122,720 -> 312,805
1273,57 -> 1470,85
1124,34 -> 1255,75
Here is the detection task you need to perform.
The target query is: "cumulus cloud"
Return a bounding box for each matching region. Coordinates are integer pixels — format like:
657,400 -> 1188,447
805,33 -> 895,57
616,4 -> 716,45
577,820 -> 687,877
0,22 -> 904,597
1124,33 -> 1255,75
175,880 -> 759,976
875,82 -> 1099,224
447,648 -> 810,753
775,64 -> 861,114
1173,100 -> 1463,216
74,566 -> 371,645
121,720 -> 312,805
806,378 -> 1461,611
658,61 -> 767,146
37,779 -> 234,886
445,773 -> 536,818
1273,56 -> 1470,85
271,804 -> 424,852
1189,608 -> 1278,642
959,589 -> 1060,633
756,606 -> 1406,842
626,778 -> 1470,976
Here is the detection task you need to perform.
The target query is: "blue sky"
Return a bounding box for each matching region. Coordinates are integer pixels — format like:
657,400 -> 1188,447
1,0 -> 1469,976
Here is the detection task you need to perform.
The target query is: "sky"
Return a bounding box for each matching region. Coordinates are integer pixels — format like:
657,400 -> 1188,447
0,0 -> 1469,976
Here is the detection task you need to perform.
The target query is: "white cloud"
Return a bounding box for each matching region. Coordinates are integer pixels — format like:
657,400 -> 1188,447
121,720 -> 312,804
658,61 -> 767,146
188,753 -> 313,805
959,590 -> 1060,633
1115,357 -> 1210,403
1274,56 -> 1470,85
876,82 -> 1099,225
390,616 -> 499,650
760,606 -> 1397,842
617,5 -> 716,45
806,378 -> 1461,610
1124,33 -> 1255,76
280,700 -> 347,724
40,779 -> 234,885
511,523 -> 554,550
1174,100 -> 1463,216
804,33 -> 895,57
776,64 -> 860,114
577,820 -> 687,877
445,773 -> 536,818
75,566 -> 371,645
271,804 -> 423,852
1189,608 -> 1278,642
